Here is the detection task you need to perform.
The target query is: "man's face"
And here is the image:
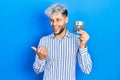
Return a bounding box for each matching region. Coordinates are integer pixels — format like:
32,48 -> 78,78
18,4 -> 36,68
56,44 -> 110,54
50,13 -> 68,35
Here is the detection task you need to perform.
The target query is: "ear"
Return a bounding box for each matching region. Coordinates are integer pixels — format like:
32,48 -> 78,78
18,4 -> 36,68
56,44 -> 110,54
65,17 -> 68,23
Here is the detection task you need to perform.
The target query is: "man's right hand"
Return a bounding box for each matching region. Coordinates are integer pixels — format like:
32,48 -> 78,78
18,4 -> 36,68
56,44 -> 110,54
31,46 -> 48,61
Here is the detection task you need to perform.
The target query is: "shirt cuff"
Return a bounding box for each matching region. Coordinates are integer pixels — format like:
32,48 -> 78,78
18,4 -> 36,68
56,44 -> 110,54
79,47 -> 88,54
38,58 -> 46,65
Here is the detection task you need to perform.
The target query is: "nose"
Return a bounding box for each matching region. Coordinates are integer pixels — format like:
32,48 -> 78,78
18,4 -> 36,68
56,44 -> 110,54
52,21 -> 57,27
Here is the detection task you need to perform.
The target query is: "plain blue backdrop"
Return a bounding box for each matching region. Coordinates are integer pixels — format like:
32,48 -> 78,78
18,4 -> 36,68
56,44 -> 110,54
0,0 -> 120,80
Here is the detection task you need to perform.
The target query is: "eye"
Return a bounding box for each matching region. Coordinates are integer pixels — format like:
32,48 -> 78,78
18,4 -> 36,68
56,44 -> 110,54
56,18 -> 61,22
50,19 -> 54,23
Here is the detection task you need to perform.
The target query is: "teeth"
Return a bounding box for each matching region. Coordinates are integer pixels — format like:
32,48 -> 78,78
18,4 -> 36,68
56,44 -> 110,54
54,26 -> 58,28
54,27 -> 59,31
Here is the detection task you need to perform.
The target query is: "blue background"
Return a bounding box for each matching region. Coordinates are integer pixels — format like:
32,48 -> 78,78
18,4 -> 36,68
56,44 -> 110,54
0,0 -> 120,80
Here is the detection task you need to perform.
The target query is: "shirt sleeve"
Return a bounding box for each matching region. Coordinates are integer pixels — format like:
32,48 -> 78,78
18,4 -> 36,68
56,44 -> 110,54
77,47 -> 92,74
33,54 -> 46,74
33,37 -> 46,74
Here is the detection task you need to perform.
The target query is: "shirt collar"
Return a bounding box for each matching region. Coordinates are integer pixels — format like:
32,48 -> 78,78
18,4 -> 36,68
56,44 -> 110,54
50,30 -> 71,39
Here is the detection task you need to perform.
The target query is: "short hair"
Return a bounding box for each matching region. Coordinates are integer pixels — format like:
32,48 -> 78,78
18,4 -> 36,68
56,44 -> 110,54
45,3 -> 68,17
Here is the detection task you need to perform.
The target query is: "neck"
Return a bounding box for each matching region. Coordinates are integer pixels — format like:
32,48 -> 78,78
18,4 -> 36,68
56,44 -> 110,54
55,27 -> 67,40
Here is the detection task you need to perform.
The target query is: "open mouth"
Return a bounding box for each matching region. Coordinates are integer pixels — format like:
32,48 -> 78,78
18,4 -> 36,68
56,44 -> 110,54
53,26 -> 59,32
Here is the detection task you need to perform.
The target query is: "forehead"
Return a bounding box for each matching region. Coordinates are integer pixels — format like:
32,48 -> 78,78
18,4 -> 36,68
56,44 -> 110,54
50,13 -> 64,19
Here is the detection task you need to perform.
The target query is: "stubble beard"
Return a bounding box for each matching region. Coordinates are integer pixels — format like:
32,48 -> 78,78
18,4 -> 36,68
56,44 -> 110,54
54,26 -> 65,35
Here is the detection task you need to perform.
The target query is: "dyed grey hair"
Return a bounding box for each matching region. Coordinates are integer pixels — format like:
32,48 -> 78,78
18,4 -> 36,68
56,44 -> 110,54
45,3 -> 68,17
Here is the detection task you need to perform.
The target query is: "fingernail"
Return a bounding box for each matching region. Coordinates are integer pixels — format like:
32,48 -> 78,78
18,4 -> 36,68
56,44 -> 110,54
31,46 -> 35,49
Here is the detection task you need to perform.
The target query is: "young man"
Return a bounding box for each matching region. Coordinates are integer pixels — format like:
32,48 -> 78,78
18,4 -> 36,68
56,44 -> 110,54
32,3 -> 92,80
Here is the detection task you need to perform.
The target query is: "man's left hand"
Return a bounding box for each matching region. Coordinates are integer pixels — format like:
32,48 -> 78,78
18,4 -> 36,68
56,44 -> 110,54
77,30 -> 90,49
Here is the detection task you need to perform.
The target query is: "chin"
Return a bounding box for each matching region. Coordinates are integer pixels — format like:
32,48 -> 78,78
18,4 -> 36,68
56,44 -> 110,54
54,30 -> 59,34
54,31 -> 60,35
54,32 -> 59,35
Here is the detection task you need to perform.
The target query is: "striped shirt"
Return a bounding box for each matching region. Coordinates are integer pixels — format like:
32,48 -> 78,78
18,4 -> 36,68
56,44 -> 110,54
33,30 -> 92,80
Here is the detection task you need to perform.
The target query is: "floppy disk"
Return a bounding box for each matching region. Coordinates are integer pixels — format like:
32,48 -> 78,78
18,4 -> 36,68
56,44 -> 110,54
73,21 -> 84,32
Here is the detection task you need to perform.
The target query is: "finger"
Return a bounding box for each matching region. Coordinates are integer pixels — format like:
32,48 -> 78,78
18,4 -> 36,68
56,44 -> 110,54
31,46 -> 37,51
80,35 -> 87,40
41,47 -> 46,54
80,30 -> 86,35
80,37 -> 84,41
80,36 -> 88,42
43,49 -> 48,56
38,46 -> 43,53
83,34 -> 89,40
77,30 -> 85,35
81,35 -> 86,40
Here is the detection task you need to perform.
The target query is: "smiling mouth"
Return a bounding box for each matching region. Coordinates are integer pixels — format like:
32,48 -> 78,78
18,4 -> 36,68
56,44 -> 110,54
53,26 -> 59,32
